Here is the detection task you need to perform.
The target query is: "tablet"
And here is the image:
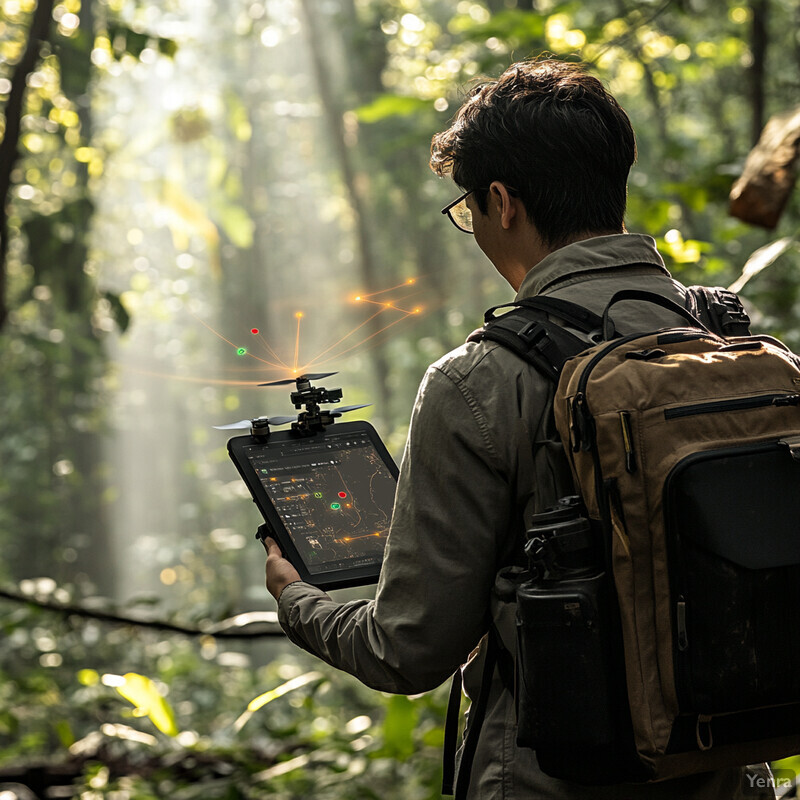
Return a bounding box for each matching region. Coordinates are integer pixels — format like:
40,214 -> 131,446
227,421 -> 399,590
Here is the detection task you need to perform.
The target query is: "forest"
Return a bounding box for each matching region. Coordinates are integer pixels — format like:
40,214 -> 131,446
1,0 -> 799,797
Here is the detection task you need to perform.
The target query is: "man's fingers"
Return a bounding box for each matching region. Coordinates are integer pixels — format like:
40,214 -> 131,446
263,535 -> 302,601
264,536 -> 282,557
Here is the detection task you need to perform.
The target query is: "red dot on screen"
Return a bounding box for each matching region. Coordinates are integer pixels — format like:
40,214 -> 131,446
338,492 -> 347,498
251,328 -> 259,334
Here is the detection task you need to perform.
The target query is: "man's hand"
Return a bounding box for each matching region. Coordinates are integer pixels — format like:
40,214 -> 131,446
263,536 -> 302,602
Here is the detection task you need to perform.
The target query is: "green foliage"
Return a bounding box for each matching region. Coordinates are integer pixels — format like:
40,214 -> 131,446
354,94 -> 433,124
112,672 -> 180,736
106,23 -> 178,61
101,289 -> 131,332
0,587 -> 449,798
377,694 -> 419,759
450,7 -> 546,45
2,0 -> 800,796
217,205 -> 255,249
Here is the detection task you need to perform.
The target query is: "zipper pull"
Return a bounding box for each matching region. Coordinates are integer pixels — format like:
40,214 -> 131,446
571,393 -> 595,452
773,394 -> 800,407
618,411 -> 637,473
677,597 -> 688,651
570,393 -> 585,452
779,435 -> 800,461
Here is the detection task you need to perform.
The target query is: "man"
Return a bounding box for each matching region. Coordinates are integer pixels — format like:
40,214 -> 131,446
263,59 -> 774,799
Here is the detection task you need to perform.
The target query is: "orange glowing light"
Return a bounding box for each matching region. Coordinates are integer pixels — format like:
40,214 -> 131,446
192,276 -> 427,385
357,279 -> 421,299
293,313 -> 304,369
306,313 -> 412,365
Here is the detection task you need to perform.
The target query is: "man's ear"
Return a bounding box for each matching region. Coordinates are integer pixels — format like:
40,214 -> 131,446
488,181 -> 519,230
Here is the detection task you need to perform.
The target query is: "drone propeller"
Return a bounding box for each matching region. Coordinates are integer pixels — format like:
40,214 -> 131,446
259,372 -> 337,387
331,404 -> 371,416
213,415 -> 296,431
213,420 -> 252,431
264,416 -> 298,426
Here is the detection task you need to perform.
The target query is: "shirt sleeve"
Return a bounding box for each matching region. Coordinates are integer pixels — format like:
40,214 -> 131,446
277,360 -> 513,695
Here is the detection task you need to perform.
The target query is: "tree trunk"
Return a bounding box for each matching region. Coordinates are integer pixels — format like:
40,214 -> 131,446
296,0 -> 391,423
0,0 -> 55,329
750,0 -> 769,146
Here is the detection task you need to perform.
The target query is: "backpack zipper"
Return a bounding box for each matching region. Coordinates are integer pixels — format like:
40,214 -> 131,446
664,393 -> 800,420
571,332 -> 656,450
676,596 -> 688,651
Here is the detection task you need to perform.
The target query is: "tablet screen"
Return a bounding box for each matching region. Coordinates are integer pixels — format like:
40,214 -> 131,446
241,427 -> 396,575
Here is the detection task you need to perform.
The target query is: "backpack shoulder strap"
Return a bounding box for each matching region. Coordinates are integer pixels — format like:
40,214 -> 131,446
441,626 -> 512,798
685,286 -> 751,337
466,296 -> 600,383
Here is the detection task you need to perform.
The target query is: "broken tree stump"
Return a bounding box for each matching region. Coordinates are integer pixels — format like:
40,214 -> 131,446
729,105 -> 800,229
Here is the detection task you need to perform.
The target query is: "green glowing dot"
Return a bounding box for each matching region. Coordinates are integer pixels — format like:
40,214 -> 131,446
237,347 -> 247,356
314,492 -> 323,498
330,503 -> 341,510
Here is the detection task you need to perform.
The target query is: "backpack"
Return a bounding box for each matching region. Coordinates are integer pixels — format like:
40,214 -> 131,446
442,286 -> 800,797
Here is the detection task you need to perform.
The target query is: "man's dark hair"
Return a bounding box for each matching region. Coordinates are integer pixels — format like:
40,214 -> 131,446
430,59 -> 636,248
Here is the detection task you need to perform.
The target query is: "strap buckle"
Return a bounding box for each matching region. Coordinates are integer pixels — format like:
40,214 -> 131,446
517,320 -> 547,346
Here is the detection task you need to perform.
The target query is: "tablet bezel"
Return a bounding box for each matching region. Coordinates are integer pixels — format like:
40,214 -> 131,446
227,420 -> 399,590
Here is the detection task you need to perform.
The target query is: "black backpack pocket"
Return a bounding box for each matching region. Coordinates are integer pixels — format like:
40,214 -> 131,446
515,572 -> 648,783
665,440 -> 800,715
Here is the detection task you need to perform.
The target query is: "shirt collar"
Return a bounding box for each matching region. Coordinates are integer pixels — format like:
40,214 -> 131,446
515,233 -> 669,299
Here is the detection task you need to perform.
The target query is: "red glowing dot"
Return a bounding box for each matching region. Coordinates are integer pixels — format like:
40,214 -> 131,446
338,491 -> 347,498
251,328 -> 259,334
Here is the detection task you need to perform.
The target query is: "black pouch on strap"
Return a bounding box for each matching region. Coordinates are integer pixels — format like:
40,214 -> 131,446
685,286 -> 751,337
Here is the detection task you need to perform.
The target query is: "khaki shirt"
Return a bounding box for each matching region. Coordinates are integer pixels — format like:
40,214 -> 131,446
278,234 -> 773,799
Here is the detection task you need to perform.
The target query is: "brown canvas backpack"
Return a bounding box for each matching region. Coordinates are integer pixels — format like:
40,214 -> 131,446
444,287 -> 800,796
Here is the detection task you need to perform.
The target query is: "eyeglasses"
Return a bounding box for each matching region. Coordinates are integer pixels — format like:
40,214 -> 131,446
441,185 -> 520,234
441,189 -> 478,234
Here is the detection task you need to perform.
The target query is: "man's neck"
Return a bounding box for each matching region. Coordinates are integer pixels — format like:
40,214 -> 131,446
508,229 -> 623,291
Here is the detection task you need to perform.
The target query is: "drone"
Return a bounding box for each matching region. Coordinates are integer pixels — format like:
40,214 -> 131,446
214,372 -> 370,438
